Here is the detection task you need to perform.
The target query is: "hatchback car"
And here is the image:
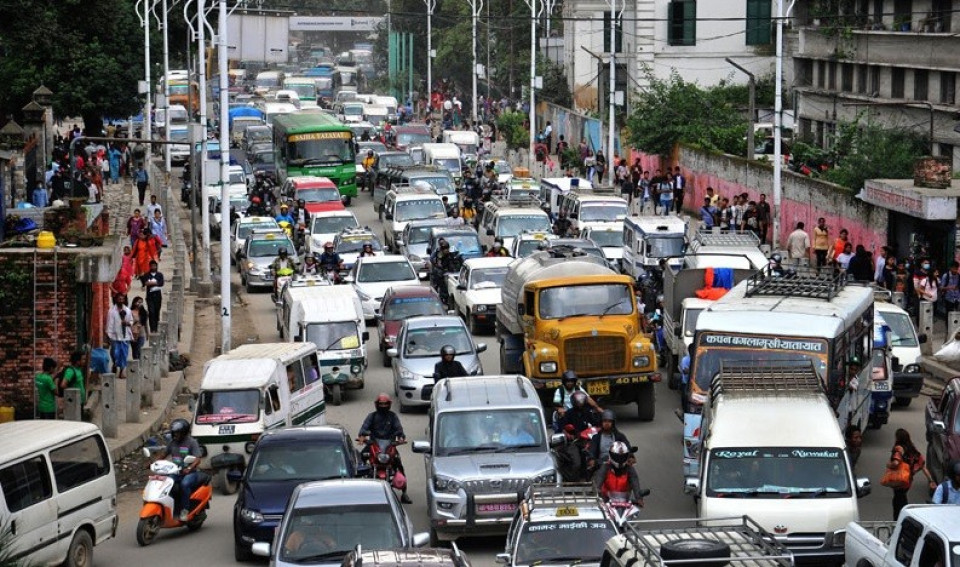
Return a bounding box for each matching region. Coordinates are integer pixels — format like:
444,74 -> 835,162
398,218 -> 448,278
240,230 -> 299,292
349,255 -> 421,320
388,315 -> 485,412
233,216 -> 280,265
376,287 -> 447,367
233,426 -> 360,561
251,479 -> 429,566
335,227 -> 384,271
282,176 -> 345,214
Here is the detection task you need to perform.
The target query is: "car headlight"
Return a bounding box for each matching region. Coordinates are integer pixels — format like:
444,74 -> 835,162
399,368 -> 419,380
474,304 -> 487,312
534,471 -> 558,484
246,261 -> 255,271
351,364 -> 362,374
386,335 -> 397,344
240,508 -> 264,524
903,363 -> 920,373
539,361 -> 558,373
434,475 -> 461,493
633,355 -> 650,368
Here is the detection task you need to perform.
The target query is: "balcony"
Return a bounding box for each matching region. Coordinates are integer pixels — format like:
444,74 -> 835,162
797,27 -> 960,70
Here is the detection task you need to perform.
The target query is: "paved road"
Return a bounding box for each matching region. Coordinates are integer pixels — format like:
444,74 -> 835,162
95,184 -> 934,567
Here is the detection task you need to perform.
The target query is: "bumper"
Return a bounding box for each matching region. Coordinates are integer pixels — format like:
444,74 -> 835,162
469,310 -> 496,327
428,491 -> 521,538
532,373 -> 660,404
361,298 -> 382,320
893,371 -> 924,398
235,515 -> 282,547
777,538 -> 843,565
245,271 -> 273,287
396,375 -> 433,407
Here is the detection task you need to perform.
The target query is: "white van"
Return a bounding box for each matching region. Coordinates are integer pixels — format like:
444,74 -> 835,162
621,215 -> 688,278
260,101 -> 297,126
363,105 -> 389,127
254,70 -> 283,95
558,189 -> 629,236
442,130 -> 480,162
874,300 -> 927,407
538,177 -> 592,219
683,229 -> 768,271
278,284 -> 369,406
421,143 -> 463,183
0,421 -> 117,567
374,95 -> 398,121
193,342 -> 325,492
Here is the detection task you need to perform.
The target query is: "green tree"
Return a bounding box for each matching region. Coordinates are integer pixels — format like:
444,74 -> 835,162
821,119 -> 927,190
496,110 -> 529,149
539,58 -> 572,108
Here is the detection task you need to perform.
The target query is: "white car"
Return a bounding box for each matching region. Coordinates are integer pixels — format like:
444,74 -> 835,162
307,210 -> 359,255
582,222 -> 626,271
348,255 -> 421,320
446,257 -> 513,334
232,216 -> 280,265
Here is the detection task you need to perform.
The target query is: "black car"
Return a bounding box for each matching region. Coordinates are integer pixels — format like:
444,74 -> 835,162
232,425 -> 361,561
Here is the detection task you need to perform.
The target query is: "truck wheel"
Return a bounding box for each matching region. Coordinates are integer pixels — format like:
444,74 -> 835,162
660,539 -> 731,567
893,397 -> 912,408
636,382 -> 656,422
219,468 -> 239,495
667,354 -> 680,390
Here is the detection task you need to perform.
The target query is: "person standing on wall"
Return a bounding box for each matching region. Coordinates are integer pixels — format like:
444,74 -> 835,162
140,260 -> 164,333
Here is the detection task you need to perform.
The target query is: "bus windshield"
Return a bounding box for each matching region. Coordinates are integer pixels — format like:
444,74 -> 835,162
538,284 -> 633,319
706,447 -> 851,497
286,136 -> 355,166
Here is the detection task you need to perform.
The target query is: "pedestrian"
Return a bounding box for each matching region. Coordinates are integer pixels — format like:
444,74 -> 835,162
831,228 -> 849,263
718,197 -> 731,229
886,428 -> 936,520
59,351 -> 87,411
109,145 -> 122,184
699,198 -> 718,230
637,170 -> 651,214
848,245 -> 874,282
149,208 -> 169,247
785,222 -> 810,265
112,245 -> 135,297
731,195 -> 745,231
543,121 -> 553,154
140,260 -> 164,333
99,154 -> 110,185
757,193 -> 771,243
556,135 -> 569,170
743,201 -> 761,237
35,357 -> 59,419
657,174 -> 673,216
31,181 -> 49,208
813,217 -> 830,272
835,242 -> 854,272
135,163 -> 149,206
132,228 -> 162,277
940,262 -> 960,314
875,246 -> 891,284
672,166 -> 685,214
595,150 -> 607,184
914,259 -> 939,305
617,159 -> 632,203
880,255 -> 898,291
705,186 -> 719,207
130,296 -> 149,360
931,461 -> 960,504
106,294 -> 134,379
146,194 -> 162,219
845,425 -> 863,471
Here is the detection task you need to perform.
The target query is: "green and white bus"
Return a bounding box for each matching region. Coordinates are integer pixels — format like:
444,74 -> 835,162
273,112 -> 357,203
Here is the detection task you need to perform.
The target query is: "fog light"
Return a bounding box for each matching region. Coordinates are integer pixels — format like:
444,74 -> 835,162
438,502 -> 454,510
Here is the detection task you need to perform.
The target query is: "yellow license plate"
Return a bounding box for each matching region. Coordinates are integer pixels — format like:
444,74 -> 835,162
587,381 -> 610,396
555,506 -> 579,517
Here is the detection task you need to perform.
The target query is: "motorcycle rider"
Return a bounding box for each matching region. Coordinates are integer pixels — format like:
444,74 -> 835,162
430,240 -> 461,296
293,198 -> 308,226
553,211 -> 572,236
154,418 -> 203,521
433,345 -> 468,381
358,394 -> 412,503
593,442 -> 647,506
553,370 -> 602,429
318,242 -> 344,272
300,254 -> 320,276
486,237 -> 510,257
445,207 -> 465,227
247,195 -> 267,217
275,203 -> 295,226
558,391 -> 600,436
359,242 -> 377,258
361,150 -> 377,191
271,249 -> 296,295
587,410 -> 633,470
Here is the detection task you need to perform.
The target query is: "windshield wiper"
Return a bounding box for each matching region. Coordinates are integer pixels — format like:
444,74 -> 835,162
290,551 -> 347,563
495,443 -> 541,452
599,299 -> 629,319
443,444 -> 499,455
221,415 -> 256,423
532,556 -> 585,565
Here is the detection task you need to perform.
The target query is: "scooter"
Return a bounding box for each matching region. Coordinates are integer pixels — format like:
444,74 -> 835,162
136,450 -> 213,546
359,438 -> 407,498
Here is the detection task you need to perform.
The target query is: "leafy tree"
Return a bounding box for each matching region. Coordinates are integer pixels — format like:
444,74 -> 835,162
821,119 -> 927,190
539,58 -> 572,108
496,110 -> 529,149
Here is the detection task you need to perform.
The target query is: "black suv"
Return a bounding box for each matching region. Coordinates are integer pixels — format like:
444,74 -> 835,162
232,425 -> 361,561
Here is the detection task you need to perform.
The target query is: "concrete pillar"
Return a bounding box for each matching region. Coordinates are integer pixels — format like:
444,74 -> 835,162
159,319 -> 170,377
101,373 -> 118,438
62,388 -> 82,422
948,311 -> 960,343
919,301 -> 934,354
892,292 -> 906,310
126,360 -> 142,423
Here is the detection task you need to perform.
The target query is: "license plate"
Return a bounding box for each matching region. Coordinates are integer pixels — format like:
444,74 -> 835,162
476,503 -> 517,513
874,381 -> 891,391
587,380 -> 610,396
218,425 -> 235,435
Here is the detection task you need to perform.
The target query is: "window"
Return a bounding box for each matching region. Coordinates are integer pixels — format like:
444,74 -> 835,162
826,62 -> 836,90
917,533 -> 946,567
266,385 -> 281,414
603,12 -> 623,53
0,457 -> 52,512
745,0 -> 772,45
841,64 -> 853,92
939,144 -> 955,166
286,362 -> 306,392
892,68 -> 906,98
894,517 -> 923,565
50,435 -> 110,492
941,71 -> 956,104
817,61 -> 827,88
668,0 -> 697,46
914,69 -> 929,101
870,66 -> 881,95
857,64 -> 868,94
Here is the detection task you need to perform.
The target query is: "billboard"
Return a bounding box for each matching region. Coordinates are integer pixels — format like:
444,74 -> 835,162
288,16 -> 383,32
225,14 -> 289,63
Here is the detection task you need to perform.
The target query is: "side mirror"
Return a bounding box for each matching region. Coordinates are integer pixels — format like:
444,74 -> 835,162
251,542 -> 271,557
142,447 -> 152,458
447,309 -> 456,315
227,469 -> 244,482
396,239 -> 404,246
683,476 -> 700,495
386,348 -> 399,358
476,342 -> 487,353
931,419 -> 947,435
362,331 -> 370,342
412,440 -> 432,454
412,532 -> 430,548
855,477 -> 872,498
486,229 -> 495,236
917,333 -> 928,344
496,554 -> 511,565
549,433 -> 566,448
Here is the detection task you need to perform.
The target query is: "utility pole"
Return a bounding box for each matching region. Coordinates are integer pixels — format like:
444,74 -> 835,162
184,0 -> 199,289
424,0 -> 436,111
726,58 -> 756,161
773,0 -> 798,250
466,0 -> 484,125
520,0 -> 542,171
198,0 -> 212,284
218,0 -> 231,352
607,0 -> 622,168
162,0 -> 172,174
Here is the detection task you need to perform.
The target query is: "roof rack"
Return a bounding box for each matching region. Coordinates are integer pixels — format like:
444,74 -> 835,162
491,194 -> 541,208
390,183 -> 433,194
542,244 -> 592,259
711,359 -> 823,397
692,229 -> 760,248
572,185 -> 619,196
524,483 -> 600,511
744,266 -> 846,300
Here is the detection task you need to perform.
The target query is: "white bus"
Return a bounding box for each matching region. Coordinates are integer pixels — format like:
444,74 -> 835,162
683,269 -> 879,477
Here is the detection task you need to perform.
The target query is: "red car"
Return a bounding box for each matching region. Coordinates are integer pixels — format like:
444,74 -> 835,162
392,124 -> 431,151
282,176 -> 345,215
926,376 -> 960,482
375,286 -> 447,367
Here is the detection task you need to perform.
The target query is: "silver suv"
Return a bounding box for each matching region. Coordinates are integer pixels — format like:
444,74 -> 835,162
412,376 -> 557,545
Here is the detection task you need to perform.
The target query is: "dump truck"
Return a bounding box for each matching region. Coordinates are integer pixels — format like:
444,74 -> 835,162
496,247 -> 659,420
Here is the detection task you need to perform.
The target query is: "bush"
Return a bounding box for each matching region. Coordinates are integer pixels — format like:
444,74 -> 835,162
496,111 -> 530,150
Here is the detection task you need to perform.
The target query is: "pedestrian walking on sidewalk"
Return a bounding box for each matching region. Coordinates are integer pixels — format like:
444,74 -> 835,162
135,163 -> 149,206
130,296 -> 149,360
941,262 -> 960,314
149,208 -> 169,247
141,260 -> 164,333
672,166 -> 686,214
106,294 -> 134,380
132,228 -> 163,277
886,428 -> 936,520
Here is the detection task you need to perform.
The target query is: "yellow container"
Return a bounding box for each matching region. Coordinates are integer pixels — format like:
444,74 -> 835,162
0,407 -> 15,423
37,231 -> 56,249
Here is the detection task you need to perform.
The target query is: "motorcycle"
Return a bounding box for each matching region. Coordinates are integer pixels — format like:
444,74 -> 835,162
551,424 -> 599,482
359,438 -> 407,498
601,488 -> 650,528
136,450 -> 213,546
322,266 -> 342,285
273,268 -> 295,302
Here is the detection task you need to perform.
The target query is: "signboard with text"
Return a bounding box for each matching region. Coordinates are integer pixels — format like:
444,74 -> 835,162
289,16 -> 383,32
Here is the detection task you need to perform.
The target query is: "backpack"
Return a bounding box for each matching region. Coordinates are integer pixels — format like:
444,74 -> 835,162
54,368 -> 68,397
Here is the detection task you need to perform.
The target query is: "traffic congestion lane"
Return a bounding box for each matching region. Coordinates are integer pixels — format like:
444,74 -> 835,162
94,188 -> 933,567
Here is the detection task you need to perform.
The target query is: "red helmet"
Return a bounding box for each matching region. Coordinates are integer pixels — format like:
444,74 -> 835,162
375,393 -> 392,410
251,196 -> 261,204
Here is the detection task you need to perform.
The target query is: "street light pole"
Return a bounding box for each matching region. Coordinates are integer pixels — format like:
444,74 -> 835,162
467,0 -> 484,125
521,0 -> 542,171
607,0 -> 620,169
773,0 -> 797,250
424,0 -> 436,113
162,0 -> 172,175
218,0 -> 232,353
142,0 -> 153,159
197,0 -> 211,283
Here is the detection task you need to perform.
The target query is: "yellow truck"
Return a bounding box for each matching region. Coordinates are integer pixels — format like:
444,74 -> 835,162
496,247 -> 659,420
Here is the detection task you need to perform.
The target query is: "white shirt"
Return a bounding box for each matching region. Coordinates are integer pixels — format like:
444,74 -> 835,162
147,203 -> 162,219
107,305 -> 133,342
786,229 -> 811,259
874,255 -> 886,283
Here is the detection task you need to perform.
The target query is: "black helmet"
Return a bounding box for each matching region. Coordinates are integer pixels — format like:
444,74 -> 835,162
367,150 -> 374,156
609,441 -> 630,469
601,409 -> 616,422
561,370 -> 577,384
440,240 -> 450,250
170,418 -> 190,438
771,252 -> 782,264
440,345 -> 456,357
950,460 -> 960,479
571,391 -> 587,408
279,248 -> 289,256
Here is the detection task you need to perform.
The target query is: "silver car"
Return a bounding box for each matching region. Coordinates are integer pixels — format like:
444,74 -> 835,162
387,316 -> 485,412
240,231 -> 299,292
250,479 -> 428,566
398,218 -> 448,279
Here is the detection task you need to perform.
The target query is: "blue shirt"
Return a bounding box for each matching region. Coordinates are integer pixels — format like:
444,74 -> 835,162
32,187 -> 49,208
275,213 -> 295,225
932,481 -> 960,504
135,169 -> 148,183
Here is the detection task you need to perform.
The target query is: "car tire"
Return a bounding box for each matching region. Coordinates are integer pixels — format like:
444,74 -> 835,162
381,346 -> 391,367
636,382 -> 656,422
659,539 -> 730,567
65,529 -> 93,567
893,397 -> 912,408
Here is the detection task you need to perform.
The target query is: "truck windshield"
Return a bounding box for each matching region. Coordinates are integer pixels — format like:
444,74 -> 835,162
246,443 -> 350,482
306,322 -> 360,350
706,447 -> 851,497
195,389 -> 260,424
516,520 -> 616,565
580,204 -> 627,222
395,199 -> 445,222
647,235 -> 685,258
435,409 -> 545,455
875,311 -> 919,347
539,284 -> 633,319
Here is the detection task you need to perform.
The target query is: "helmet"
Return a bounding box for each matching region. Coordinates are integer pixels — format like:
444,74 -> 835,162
297,199 -> 305,206
367,150 -> 374,156
440,241 -> 450,250
571,391 -> 587,408
279,248 -> 289,256
494,237 -> 504,246
771,253 -> 782,264
601,409 -> 616,423
251,196 -> 261,204
280,203 -> 289,210
170,418 -> 190,438
305,255 -> 316,262
375,393 -> 392,410
561,370 -> 577,384
608,441 -> 631,469
324,241 -> 334,249
440,345 -> 456,357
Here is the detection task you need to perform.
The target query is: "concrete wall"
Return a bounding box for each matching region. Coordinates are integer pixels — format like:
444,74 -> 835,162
631,146 -> 890,253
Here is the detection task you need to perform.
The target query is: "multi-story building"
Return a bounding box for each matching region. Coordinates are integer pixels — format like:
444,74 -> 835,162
563,0 -> 776,111
791,0 -> 960,168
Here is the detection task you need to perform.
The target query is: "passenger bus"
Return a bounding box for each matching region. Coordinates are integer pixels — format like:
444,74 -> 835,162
682,269 -> 879,476
273,112 -> 357,204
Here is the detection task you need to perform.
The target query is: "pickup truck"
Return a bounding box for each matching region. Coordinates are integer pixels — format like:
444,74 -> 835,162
925,376 -> 960,482
445,256 -> 513,334
845,505 -> 960,567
